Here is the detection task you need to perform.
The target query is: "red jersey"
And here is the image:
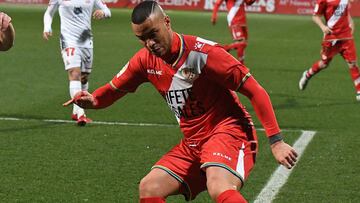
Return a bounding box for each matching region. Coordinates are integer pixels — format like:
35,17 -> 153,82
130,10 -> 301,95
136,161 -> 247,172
225,0 -> 247,26
110,33 -> 254,142
314,0 -> 353,40
108,33 -> 280,142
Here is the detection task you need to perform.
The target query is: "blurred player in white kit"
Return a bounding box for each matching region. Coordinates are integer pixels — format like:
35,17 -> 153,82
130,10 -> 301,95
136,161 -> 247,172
43,0 -> 111,125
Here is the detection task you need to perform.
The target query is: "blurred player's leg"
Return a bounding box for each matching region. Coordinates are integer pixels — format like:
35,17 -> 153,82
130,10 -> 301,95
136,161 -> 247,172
228,25 -> 248,64
300,41 -> 335,90
341,40 -> 360,101
347,62 -> 360,101
299,60 -> 329,90
224,40 -> 247,64
81,73 -> 89,92
62,47 -> 91,125
68,68 -> 85,119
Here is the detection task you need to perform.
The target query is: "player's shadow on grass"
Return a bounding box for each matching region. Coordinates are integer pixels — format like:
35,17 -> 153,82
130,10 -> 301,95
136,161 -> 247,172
270,93 -> 356,110
0,113 -> 68,133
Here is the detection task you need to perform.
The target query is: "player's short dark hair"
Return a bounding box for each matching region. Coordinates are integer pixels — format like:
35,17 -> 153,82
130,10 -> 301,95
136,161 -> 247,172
131,1 -> 161,24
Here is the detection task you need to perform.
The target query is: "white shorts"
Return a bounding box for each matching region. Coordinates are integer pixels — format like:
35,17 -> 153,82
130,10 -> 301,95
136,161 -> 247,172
61,47 -> 93,73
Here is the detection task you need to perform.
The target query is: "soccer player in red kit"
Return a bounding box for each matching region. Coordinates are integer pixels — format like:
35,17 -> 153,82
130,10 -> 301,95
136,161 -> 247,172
299,0 -> 360,101
211,0 -> 255,64
64,1 -> 298,202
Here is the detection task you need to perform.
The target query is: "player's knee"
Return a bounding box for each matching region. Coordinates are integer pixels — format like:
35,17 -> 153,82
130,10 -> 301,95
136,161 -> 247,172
319,60 -> 329,69
139,177 -> 163,197
206,176 -> 223,200
348,61 -> 358,69
68,68 -> 81,80
207,175 -> 238,200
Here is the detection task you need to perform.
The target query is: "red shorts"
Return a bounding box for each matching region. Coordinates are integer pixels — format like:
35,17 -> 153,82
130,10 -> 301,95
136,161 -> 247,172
320,39 -> 357,63
153,125 -> 257,200
229,24 -> 248,41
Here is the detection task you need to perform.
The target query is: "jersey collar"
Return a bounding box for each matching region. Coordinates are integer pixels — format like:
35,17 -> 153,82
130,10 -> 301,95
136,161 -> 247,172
161,32 -> 185,68
171,33 -> 185,68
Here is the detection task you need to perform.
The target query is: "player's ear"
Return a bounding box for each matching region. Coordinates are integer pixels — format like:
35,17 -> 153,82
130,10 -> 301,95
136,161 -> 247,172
164,15 -> 171,29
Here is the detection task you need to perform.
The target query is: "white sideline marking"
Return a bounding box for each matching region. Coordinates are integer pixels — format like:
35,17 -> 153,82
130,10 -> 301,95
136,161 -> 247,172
254,130 -> 317,203
0,117 -> 177,127
0,117 -> 311,132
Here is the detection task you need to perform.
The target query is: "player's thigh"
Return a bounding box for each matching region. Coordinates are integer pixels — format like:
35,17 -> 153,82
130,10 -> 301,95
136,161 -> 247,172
80,48 -> 93,73
153,142 -> 205,200
320,41 -> 338,62
139,168 -> 181,197
229,24 -> 248,41
341,40 -> 357,63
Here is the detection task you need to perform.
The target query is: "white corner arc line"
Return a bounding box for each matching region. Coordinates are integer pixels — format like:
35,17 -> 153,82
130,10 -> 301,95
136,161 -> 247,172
254,130 -> 317,203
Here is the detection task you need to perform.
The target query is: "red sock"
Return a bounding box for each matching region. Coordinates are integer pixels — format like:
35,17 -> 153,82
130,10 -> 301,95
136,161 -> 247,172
140,197 -> 165,203
349,65 -> 360,92
308,61 -> 322,77
216,190 -> 247,203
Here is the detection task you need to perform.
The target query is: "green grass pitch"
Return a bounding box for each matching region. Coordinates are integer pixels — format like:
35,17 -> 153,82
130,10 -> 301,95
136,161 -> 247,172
0,5 -> 359,202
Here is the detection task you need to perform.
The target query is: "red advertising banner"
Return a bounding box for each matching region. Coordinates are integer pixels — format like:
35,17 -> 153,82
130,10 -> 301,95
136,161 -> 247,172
1,0 -> 360,17
0,0 -> 45,4
105,0 -> 360,17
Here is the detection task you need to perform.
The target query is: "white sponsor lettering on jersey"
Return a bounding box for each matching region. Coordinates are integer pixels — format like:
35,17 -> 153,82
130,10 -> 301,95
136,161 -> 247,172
227,0 -> 245,26
327,0 -> 348,29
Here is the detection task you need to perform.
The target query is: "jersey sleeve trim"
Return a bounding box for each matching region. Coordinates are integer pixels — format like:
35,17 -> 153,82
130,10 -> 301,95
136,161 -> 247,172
200,162 -> 245,189
152,165 -> 192,201
109,81 -> 117,90
236,72 -> 252,91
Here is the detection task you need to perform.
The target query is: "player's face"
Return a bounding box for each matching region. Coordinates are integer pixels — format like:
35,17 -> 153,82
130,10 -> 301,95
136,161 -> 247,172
132,14 -> 172,57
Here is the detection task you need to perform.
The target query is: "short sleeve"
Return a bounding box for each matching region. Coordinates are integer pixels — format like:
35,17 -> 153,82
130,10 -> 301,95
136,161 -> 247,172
314,0 -> 326,15
110,52 -> 149,93
48,0 -> 58,6
205,45 -> 250,91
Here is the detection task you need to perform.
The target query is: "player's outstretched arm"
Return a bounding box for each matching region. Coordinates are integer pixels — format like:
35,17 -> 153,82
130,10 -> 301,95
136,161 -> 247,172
63,91 -> 98,109
238,76 -> 298,169
0,12 -> 15,51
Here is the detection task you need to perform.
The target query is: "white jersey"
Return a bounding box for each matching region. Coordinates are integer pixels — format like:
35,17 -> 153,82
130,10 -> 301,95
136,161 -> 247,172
43,0 -> 111,48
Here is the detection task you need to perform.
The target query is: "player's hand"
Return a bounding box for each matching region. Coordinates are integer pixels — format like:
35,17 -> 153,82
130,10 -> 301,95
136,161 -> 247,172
0,12 -> 12,32
271,141 -> 298,169
321,26 -> 333,35
93,10 -> 105,20
43,32 -> 52,41
211,13 -> 217,25
63,91 -> 97,109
